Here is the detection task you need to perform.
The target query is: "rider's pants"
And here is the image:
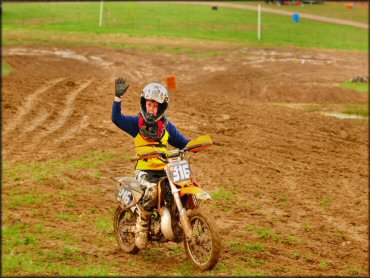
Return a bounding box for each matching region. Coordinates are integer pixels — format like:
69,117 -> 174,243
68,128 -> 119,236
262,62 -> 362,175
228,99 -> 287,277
134,170 -> 166,248
135,170 -> 166,211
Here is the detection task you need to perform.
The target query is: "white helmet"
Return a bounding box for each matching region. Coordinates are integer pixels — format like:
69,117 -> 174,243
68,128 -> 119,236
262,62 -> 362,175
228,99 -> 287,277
140,83 -> 169,124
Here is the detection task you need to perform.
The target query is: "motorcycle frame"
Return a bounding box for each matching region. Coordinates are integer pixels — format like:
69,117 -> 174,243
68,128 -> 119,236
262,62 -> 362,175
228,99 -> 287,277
153,157 -> 194,241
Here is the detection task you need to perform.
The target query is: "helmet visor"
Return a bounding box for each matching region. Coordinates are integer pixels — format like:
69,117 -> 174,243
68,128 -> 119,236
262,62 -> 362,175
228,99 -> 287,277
143,88 -> 168,104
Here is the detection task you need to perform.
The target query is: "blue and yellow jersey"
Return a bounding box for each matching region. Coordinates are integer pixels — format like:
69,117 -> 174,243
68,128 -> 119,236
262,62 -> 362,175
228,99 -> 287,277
112,101 -> 190,171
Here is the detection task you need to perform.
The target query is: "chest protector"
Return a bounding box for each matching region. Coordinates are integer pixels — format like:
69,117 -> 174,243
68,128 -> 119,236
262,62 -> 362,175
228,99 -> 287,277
134,116 -> 169,170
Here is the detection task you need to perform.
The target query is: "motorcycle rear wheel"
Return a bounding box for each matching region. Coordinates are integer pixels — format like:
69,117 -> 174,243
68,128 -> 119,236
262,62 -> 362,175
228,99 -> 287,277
114,205 -> 139,254
183,209 -> 221,271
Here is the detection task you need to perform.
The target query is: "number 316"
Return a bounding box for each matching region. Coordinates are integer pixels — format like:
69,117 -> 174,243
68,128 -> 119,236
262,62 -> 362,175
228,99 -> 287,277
172,164 -> 191,182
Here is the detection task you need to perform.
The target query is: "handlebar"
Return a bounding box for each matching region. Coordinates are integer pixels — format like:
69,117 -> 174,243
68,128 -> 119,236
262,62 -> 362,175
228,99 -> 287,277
130,143 -> 211,162
130,149 -> 182,163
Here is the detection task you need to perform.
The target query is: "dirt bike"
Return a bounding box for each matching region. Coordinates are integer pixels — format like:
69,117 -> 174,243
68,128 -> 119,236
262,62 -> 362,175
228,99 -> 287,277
113,135 -> 221,271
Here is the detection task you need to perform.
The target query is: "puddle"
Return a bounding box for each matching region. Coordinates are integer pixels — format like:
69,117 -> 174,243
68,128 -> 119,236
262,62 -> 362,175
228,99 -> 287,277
320,112 -> 367,120
53,50 -> 88,62
272,103 -> 367,120
242,49 -> 333,65
243,57 -> 332,66
3,48 -> 113,67
202,65 -> 226,72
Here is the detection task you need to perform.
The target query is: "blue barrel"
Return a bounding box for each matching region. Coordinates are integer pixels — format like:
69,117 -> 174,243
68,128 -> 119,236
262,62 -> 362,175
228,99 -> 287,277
293,13 -> 300,23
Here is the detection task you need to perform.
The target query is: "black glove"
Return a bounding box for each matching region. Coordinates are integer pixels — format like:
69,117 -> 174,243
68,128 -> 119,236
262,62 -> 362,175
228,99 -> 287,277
115,77 -> 129,98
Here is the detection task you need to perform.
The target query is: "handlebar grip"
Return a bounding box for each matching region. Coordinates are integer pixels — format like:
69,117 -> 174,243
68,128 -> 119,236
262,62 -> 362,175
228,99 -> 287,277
130,156 -> 138,162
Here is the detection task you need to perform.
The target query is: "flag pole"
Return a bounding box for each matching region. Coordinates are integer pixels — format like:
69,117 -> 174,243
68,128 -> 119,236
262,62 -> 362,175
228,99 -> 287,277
258,4 -> 261,40
99,0 -> 104,27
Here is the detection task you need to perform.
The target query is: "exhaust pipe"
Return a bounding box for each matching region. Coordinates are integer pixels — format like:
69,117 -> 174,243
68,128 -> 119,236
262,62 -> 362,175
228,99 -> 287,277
161,207 -> 174,241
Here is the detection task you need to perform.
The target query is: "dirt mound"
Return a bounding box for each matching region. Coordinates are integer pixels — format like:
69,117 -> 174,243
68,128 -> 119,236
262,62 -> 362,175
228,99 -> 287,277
2,44 -> 368,275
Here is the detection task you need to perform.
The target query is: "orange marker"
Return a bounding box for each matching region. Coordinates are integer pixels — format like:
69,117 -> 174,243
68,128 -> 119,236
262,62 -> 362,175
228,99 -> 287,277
166,75 -> 176,91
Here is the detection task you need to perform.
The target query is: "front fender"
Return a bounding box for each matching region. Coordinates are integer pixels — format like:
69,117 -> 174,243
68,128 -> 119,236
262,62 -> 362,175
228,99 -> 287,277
180,186 -> 211,200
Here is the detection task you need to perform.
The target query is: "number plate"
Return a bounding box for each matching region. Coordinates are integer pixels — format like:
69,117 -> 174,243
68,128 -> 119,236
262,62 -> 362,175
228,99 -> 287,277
168,161 -> 192,183
117,187 -> 134,207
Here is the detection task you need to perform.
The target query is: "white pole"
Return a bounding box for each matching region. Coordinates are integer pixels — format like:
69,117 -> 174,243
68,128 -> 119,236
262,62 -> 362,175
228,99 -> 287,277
258,4 -> 261,40
99,0 -> 104,27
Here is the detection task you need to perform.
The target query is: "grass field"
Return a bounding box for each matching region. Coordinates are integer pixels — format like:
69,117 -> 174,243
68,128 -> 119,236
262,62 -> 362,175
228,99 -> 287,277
2,2 -> 368,51
2,1 -> 369,276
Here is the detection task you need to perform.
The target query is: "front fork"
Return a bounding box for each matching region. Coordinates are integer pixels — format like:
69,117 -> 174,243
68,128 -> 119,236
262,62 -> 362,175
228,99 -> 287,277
168,180 -> 193,241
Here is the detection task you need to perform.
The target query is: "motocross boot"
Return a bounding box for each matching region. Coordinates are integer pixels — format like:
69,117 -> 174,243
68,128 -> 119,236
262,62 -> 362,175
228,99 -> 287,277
135,204 -> 152,249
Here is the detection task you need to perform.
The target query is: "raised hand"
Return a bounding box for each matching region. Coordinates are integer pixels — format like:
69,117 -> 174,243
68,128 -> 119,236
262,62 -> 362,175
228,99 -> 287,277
115,77 -> 129,98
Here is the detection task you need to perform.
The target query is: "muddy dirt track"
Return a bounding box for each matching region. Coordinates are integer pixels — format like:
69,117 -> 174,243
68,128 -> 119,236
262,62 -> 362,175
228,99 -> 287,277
2,42 -> 369,275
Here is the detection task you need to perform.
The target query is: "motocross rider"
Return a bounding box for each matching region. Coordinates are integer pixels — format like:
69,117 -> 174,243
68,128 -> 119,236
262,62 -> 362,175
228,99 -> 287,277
112,78 -> 190,249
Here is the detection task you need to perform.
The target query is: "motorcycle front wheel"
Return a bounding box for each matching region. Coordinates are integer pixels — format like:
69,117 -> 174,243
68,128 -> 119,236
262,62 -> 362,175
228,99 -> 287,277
114,205 -> 139,254
184,209 -> 221,271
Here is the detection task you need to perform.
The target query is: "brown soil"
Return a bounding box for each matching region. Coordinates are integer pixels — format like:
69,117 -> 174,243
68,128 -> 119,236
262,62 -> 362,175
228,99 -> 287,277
2,43 -> 368,276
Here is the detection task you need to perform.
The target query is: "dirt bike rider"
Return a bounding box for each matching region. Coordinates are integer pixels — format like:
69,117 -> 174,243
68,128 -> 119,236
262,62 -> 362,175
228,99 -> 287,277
112,78 -> 190,249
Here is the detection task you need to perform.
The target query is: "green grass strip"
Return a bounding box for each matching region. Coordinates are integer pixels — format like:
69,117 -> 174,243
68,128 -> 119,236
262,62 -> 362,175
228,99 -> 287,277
2,150 -> 128,184
341,81 -> 369,93
2,2 -> 368,51
343,104 -> 368,116
2,62 -> 12,77
2,220 -> 121,276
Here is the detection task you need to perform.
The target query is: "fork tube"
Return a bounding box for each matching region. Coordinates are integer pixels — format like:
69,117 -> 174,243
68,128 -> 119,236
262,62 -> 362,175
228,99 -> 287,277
169,181 -> 193,240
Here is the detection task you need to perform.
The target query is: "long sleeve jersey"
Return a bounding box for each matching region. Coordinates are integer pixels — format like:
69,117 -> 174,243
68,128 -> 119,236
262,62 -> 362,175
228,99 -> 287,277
112,100 -> 190,170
